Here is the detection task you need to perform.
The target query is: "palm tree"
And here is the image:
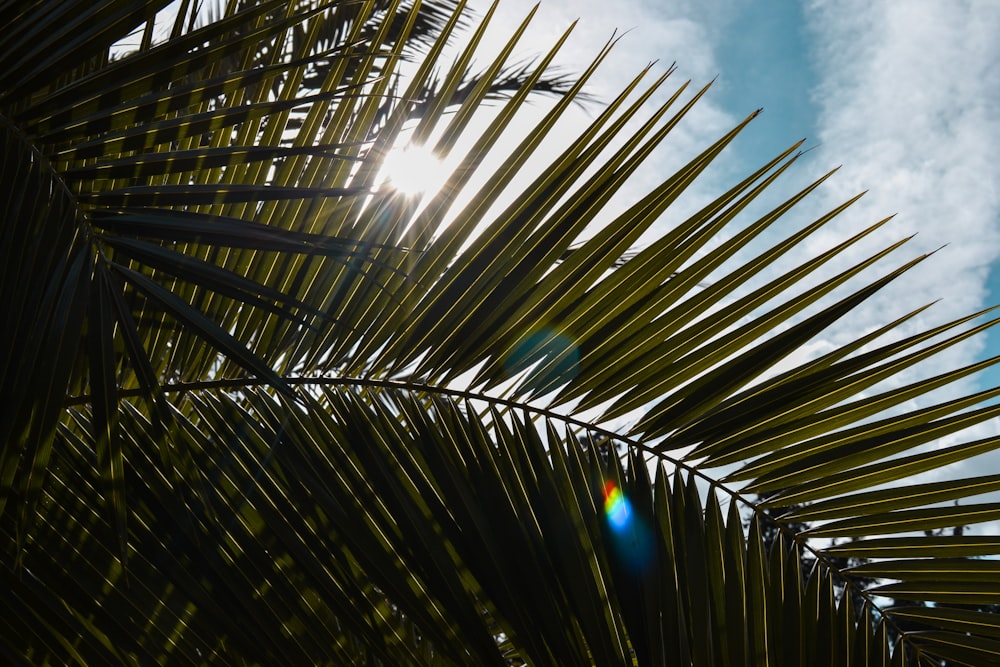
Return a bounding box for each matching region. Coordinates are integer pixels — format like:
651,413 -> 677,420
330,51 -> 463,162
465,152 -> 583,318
3,1 -> 1000,664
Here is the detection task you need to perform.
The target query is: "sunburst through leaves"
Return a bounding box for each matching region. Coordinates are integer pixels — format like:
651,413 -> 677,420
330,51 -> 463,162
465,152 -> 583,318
379,142 -> 447,195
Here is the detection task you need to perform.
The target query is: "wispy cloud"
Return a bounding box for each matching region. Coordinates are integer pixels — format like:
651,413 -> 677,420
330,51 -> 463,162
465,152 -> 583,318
801,0 -> 1000,354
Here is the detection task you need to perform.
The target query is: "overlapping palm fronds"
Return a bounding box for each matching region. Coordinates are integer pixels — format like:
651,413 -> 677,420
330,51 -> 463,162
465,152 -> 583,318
2,1 -> 999,665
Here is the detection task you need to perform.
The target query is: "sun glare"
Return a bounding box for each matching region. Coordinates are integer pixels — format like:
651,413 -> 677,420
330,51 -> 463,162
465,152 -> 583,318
379,142 -> 448,195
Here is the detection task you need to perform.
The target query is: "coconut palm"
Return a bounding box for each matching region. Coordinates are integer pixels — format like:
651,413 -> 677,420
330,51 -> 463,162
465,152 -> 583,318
3,1 -> 1000,665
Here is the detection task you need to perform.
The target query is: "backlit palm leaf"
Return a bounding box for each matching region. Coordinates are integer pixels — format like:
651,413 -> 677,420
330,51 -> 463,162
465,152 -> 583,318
2,1 -> 998,665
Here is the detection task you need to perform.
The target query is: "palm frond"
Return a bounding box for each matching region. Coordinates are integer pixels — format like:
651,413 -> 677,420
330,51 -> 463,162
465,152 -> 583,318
2,1 -> 998,665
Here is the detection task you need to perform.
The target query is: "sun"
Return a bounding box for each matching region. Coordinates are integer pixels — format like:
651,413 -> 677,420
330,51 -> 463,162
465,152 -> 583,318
378,142 -> 448,195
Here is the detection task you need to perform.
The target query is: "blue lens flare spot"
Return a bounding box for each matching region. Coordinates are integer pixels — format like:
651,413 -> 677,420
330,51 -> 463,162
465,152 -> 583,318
602,480 -> 653,572
603,481 -> 632,531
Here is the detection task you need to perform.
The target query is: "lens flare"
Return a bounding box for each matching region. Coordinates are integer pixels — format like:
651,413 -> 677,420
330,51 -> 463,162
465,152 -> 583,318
602,480 -> 653,571
603,480 -> 631,531
503,327 -> 580,393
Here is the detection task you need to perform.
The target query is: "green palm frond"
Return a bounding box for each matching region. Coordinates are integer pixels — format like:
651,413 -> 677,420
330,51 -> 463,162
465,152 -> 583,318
2,1 -> 999,665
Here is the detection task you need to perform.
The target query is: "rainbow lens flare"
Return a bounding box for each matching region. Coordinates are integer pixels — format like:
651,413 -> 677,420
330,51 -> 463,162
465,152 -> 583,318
603,481 -> 631,530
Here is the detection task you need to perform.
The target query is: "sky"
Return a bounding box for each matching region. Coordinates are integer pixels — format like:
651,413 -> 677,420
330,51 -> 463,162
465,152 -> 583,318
455,0 -> 1000,530
463,0 -> 1000,391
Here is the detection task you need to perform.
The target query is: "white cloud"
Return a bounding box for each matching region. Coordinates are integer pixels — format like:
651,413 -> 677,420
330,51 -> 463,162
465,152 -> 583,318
801,0 -> 1000,348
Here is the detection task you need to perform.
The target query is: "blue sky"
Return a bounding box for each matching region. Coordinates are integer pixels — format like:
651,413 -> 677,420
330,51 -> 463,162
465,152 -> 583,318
698,0 -> 818,172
